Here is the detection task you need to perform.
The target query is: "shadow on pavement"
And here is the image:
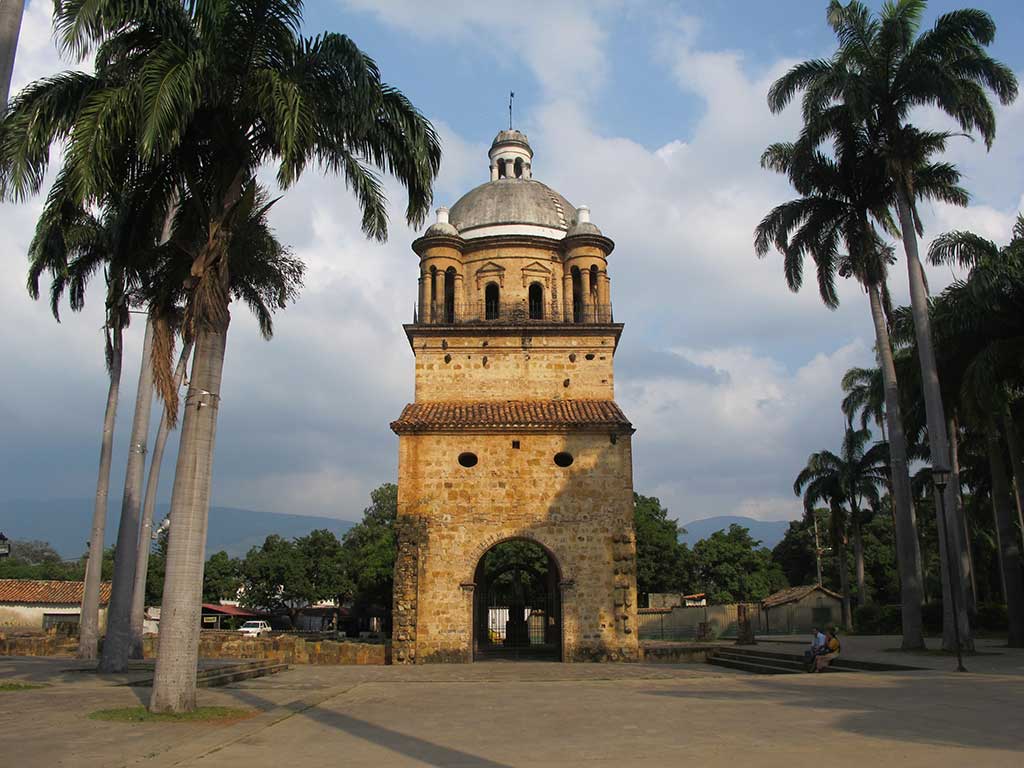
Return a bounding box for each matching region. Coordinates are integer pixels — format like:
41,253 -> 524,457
641,673 -> 1024,752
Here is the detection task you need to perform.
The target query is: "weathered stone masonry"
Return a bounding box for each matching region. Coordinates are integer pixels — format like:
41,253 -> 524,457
391,129 -> 639,663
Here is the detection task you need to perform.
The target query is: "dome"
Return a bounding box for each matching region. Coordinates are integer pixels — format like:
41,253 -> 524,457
448,178 -> 575,240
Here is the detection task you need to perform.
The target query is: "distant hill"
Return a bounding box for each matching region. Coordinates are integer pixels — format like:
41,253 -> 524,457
0,498 -> 356,559
678,515 -> 790,550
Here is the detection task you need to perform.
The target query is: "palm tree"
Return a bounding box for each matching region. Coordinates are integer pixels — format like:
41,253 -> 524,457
926,221 -> 1024,645
0,0 -> 441,712
27,165 -> 171,659
755,118 -> 929,646
125,187 -> 304,659
768,0 -> 1016,653
0,0 -> 23,106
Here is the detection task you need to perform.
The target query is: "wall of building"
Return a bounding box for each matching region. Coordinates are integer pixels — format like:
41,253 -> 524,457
0,603 -> 108,631
393,431 -> 638,663
412,329 -> 618,402
763,594 -> 842,634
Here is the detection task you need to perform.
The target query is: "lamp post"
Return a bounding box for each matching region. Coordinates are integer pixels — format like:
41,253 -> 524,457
0,532 -> 10,558
932,466 -> 967,672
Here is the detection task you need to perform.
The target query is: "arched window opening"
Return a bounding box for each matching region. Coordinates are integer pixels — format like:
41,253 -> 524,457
444,267 -> 456,323
485,283 -> 500,320
514,158 -> 524,178
571,267 -> 583,323
497,158 -> 506,179
529,282 -> 544,320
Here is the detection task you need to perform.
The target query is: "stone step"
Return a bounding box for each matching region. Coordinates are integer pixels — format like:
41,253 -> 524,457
707,656 -> 806,675
724,646 -> 922,672
197,662 -> 290,688
713,649 -> 808,671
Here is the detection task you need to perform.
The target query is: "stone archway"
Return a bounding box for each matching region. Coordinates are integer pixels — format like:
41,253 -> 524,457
472,538 -> 562,661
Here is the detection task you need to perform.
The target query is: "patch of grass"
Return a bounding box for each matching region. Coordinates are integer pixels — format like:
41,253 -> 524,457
0,682 -> 46,691
88,706 -> 255,723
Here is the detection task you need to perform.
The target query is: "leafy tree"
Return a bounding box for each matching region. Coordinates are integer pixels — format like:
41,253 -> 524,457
0,540 -> 81,580
692,524 -> 787,604
341,483 -> 398,623
202,551 -> 242,603
633,493 -> 692,599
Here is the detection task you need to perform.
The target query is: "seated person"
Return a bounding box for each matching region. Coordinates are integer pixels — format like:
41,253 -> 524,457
814,628 -> 841,672
804,627 -> 827,670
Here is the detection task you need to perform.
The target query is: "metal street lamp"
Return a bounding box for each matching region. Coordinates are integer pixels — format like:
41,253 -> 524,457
0,532 -> 10,558
932,465 -> 967,672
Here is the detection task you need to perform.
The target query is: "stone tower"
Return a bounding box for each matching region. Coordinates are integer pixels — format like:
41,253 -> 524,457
390,130 -> 639,663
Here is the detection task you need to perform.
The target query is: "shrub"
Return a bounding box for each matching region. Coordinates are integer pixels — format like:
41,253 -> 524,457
975,603 -> 1008,632
921,602 -> 944,634
854,604 -> 882,634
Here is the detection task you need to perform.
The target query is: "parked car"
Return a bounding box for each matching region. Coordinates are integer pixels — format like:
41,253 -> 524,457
238,620 -> 271,637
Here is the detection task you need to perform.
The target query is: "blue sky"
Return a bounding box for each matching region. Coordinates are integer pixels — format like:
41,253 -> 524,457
2,0 -> 1023,530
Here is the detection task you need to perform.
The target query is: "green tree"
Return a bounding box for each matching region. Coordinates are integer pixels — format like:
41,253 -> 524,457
0,540 -> 82,580
341,483 -> 398,622
239,535 -> 311,626
633,493 -> 692,598
693,524 -> 787,604
202,551 -> 242,604
769,0 -> 1017,653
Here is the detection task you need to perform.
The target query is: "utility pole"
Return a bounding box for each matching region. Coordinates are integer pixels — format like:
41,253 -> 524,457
812,515 -> 826,585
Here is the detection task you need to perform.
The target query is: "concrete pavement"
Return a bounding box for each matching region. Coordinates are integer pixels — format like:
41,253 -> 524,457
3,655 -> 1023,767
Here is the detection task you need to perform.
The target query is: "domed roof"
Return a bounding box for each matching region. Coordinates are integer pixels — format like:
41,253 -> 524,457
448,178 -> 575,239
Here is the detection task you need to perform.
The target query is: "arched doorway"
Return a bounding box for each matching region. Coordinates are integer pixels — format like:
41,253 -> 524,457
473,539 -> 561,661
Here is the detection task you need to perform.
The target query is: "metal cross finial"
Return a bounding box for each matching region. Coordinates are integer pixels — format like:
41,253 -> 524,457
509,91 -> 514,130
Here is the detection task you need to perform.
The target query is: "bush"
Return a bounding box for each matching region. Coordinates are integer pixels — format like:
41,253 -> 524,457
975,603 -> 1008,632
852,604 -> 902,634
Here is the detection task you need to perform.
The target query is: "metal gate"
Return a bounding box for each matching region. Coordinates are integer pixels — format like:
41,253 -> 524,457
474,560 -> 561,661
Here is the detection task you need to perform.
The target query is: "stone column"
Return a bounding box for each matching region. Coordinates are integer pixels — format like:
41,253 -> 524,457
432,266 -> 445,323
454,272 -> 465,322
418,269 -> 428,323
599,270 -> 611,321
562,267 -> 573,322
582,265 -> 595,323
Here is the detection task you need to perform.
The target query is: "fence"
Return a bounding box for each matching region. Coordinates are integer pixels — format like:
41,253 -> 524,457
638,603 -> 764,641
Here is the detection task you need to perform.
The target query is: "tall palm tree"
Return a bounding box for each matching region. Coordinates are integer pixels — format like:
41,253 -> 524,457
768,0 -> 1016,653
0,0 -> 441,712
755,118 -> 931,646
27,164 -> 171,659
926,221 -> 1024,645
842,366 -> 885,437
0,0 -> 23,106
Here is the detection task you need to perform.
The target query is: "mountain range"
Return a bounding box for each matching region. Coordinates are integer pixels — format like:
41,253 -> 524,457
0,498 -> 356,559
678,515 -> 791,550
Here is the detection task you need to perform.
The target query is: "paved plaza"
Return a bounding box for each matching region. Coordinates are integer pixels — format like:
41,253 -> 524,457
3,637 -> 1024,768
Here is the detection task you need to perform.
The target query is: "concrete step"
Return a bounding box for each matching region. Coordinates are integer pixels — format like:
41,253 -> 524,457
707,656 -> 805,675
713,649 -> 807,671
726,646 -> 922,672
197,662 -> 290,688
130,660 -> 289,688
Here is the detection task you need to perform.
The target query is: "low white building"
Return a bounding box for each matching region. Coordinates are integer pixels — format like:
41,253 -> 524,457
0,579 -> 111,632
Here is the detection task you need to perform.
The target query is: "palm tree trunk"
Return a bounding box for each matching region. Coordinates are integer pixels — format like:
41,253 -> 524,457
867,282 -> 924,647
949,415 -> 977,615
852,512 -> 866,605
129,341 -> 193,658
984,423 -> 1024,647
1002,406 -> 1024,545
99,316 -> 157,672
78,324 -> 123,660
831,504 -> 852,629
0,0 -> 24,106
895,189 -> 973,652
149,325 -> 228,713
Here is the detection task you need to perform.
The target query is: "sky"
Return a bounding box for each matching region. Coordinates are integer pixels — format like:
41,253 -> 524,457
2,0 -> 1023,528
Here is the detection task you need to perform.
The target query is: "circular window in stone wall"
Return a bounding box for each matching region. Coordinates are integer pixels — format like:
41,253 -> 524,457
458,452 -> 479,468
553,452 -> 574,467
